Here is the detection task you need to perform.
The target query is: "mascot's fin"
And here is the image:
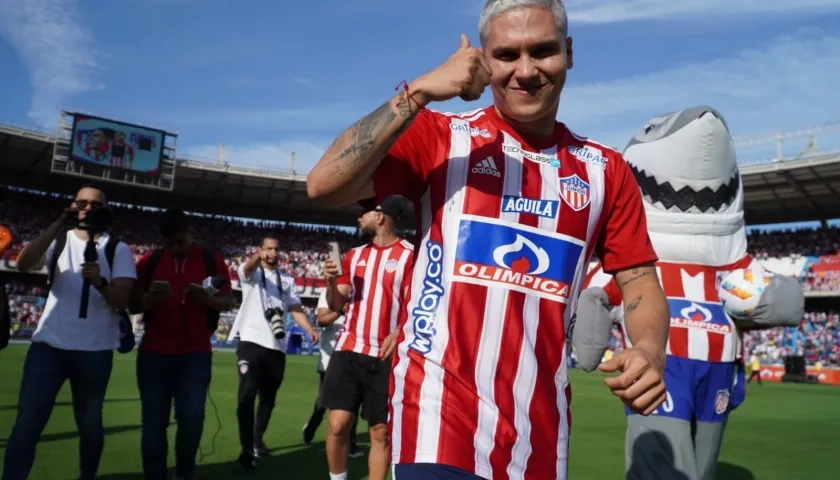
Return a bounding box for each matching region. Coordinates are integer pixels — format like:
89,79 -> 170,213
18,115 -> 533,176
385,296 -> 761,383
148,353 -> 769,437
736,276 -> 804,329
572,287 -> 615,372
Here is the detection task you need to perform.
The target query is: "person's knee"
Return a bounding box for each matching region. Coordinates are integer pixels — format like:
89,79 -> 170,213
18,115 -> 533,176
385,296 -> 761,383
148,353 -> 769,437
369,423 -> 388,446
327,411 -> 354,437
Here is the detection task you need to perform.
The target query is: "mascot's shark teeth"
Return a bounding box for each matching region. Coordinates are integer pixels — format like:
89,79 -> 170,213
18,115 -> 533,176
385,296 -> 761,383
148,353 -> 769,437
628,163 -> 740,214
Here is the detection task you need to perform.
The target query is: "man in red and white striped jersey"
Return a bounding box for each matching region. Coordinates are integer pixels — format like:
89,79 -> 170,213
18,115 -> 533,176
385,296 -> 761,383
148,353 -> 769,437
320,196 -> 414,480
306,1 -> 671,478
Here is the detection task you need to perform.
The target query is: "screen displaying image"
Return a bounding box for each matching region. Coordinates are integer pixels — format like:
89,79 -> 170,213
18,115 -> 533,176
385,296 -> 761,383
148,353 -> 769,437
70,114 -> 165,174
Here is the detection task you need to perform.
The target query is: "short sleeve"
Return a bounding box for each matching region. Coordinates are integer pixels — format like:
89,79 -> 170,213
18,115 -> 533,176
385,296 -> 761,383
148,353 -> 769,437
366,109 -> 442,207
237,263 -> 258,285
282,276 -> 302,308
317,290 -> 329,310
214,252 -> 232,295
135,252 -> 150,290
44,239 -> 57,271
112,242 -> 137,280
337,252 -> 352,287
603,279 -> 622,307
595,155 -> 658,273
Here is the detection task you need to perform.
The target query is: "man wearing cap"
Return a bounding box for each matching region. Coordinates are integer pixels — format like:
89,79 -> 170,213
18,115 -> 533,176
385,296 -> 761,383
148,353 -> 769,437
320,196 -> 415,480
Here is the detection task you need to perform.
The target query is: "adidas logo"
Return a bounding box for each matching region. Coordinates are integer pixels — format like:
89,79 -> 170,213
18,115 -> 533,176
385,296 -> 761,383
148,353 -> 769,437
472,157 -> 501,177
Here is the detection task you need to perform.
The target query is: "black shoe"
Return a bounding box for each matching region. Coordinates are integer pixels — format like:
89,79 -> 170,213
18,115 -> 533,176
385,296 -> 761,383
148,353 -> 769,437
301,423 -> 315,445
238,451 -> 255,471
254,441 -> 270,458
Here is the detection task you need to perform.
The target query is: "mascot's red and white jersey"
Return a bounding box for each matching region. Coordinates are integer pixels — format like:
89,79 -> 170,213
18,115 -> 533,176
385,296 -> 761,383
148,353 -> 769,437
584,256 -> 756,363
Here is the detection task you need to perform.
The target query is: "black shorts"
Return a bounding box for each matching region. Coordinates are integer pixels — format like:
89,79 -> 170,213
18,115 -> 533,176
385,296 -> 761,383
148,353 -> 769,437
321,350 -> 390,426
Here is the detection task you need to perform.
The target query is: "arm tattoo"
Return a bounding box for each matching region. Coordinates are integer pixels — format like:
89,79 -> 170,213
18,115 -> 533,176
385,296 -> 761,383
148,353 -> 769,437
327,95 -> 418,179
625,295 -> 643,313
618,268 -> 652,287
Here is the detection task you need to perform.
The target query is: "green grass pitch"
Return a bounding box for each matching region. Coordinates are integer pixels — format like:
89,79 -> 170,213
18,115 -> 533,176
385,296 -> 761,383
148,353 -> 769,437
0,344 -> 837,479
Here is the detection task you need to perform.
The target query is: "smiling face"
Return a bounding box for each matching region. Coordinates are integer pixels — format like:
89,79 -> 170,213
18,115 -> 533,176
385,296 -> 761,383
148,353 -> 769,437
483,6 -> 573,132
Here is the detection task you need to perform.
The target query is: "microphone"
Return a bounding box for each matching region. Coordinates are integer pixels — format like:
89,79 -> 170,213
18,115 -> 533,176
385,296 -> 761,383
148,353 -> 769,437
201,275 -> 227,296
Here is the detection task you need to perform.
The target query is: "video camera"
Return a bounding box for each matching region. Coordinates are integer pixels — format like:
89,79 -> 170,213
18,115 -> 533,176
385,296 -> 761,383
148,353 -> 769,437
73,205 -> 114,319
71,205 -> 113,234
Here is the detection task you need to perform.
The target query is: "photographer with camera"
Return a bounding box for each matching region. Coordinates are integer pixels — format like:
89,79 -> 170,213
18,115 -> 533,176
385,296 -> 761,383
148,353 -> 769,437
132,208 -> 233,480
2,185 -> 136,480
227,234 -> 319,470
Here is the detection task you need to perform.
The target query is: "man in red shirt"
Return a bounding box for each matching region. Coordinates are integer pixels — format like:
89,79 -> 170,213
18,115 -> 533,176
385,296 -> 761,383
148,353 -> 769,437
132,209 -> 233,480
320,196 -> 414,480
306,1 -> 670,478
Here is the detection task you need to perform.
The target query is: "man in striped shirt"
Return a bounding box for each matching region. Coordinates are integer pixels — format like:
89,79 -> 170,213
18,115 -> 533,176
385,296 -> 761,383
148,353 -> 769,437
320,196 -> 414,480
306,1 -> 671,478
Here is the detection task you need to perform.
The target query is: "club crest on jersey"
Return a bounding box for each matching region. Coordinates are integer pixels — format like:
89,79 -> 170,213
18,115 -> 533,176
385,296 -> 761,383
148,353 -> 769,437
409,241 -> 444,355
668,299 -> 732,333
502,144 -> 560,168
452,216 -> 583,302
450,121 -> 491,138
385,259 -> 398,273
238,360 -> 249,375
559,175 -> 591,211
501,195 -> 559,218
715,389 -> 730,414
567,145 -> 608,168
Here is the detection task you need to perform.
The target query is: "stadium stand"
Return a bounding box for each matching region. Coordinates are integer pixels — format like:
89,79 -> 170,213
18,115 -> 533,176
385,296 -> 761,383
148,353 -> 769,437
3,184 -> 839,369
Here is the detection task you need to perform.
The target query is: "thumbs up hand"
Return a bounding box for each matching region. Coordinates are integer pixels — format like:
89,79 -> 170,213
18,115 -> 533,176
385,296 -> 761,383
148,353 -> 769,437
411,34 -> 493,103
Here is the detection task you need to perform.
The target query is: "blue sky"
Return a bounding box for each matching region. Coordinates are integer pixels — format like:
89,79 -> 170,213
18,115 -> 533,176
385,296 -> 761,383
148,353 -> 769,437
1,0 -> 840,178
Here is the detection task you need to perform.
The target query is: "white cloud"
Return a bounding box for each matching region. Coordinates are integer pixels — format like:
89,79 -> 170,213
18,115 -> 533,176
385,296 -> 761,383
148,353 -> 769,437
556,30 -> 840,160
184,31 -> 840,171
0,0 -> 102,127
564,0 -> 840,24
182,139 -> 329,174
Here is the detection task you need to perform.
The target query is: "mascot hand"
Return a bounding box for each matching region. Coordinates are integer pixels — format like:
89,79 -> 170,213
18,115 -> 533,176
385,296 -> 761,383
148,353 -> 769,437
735,275 -> 804,330
571,287 -> 615,372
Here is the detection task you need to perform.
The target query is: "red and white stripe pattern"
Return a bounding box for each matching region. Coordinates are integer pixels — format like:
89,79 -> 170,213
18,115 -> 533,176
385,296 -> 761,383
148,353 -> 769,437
585,257 -> 754,363
335,240 -> 414,358
388,107 -> 628,480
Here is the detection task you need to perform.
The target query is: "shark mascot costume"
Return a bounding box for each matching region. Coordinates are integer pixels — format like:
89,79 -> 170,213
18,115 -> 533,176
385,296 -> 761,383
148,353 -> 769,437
571,106 -> 804,480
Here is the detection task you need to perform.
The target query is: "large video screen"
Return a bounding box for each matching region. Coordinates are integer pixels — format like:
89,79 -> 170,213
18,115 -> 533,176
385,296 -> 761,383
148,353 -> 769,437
70,114 -> 165,174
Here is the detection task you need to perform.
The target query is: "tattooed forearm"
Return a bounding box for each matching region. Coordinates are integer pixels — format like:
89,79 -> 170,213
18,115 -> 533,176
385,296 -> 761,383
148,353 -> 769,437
625,295 -> 643,313
618,268 -> 652,287
325,93 -> 419,180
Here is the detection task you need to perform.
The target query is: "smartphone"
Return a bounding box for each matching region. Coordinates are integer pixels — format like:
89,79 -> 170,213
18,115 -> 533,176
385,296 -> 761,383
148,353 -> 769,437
151,281 -> 171,294
327,241 -> 342,276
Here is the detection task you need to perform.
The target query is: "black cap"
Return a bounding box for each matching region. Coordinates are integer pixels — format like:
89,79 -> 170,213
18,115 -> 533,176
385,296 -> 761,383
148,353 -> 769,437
158,208 -> 189,237
373,196 -> 404,220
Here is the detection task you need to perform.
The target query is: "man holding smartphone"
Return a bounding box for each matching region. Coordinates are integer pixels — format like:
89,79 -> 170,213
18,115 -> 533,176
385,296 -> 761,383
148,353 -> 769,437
321,196 -> 414,480
3,185 -> 136,480
131,208 -> 233,480
227,234 -> 319,470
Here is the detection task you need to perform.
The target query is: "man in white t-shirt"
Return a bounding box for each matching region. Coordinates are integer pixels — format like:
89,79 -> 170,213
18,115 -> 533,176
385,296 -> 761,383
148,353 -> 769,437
301,290 -> 362,458
3,185 -> 136,480
228,234 -> 320,471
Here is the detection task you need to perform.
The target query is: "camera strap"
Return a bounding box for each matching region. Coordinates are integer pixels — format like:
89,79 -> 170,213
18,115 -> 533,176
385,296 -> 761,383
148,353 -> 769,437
47,231 -> 119,291
258,265 -> 283,312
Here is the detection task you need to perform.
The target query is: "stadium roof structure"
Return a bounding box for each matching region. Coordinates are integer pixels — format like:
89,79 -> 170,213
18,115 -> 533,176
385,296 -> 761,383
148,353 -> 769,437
1,121 -> 840,227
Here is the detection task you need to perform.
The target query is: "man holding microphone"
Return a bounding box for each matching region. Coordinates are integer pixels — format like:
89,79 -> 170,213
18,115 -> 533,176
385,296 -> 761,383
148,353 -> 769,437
228,234 -> 319,470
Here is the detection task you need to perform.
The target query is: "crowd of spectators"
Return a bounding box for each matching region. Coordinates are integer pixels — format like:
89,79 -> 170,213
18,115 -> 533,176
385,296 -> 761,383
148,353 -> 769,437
3,186 -> 840,365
